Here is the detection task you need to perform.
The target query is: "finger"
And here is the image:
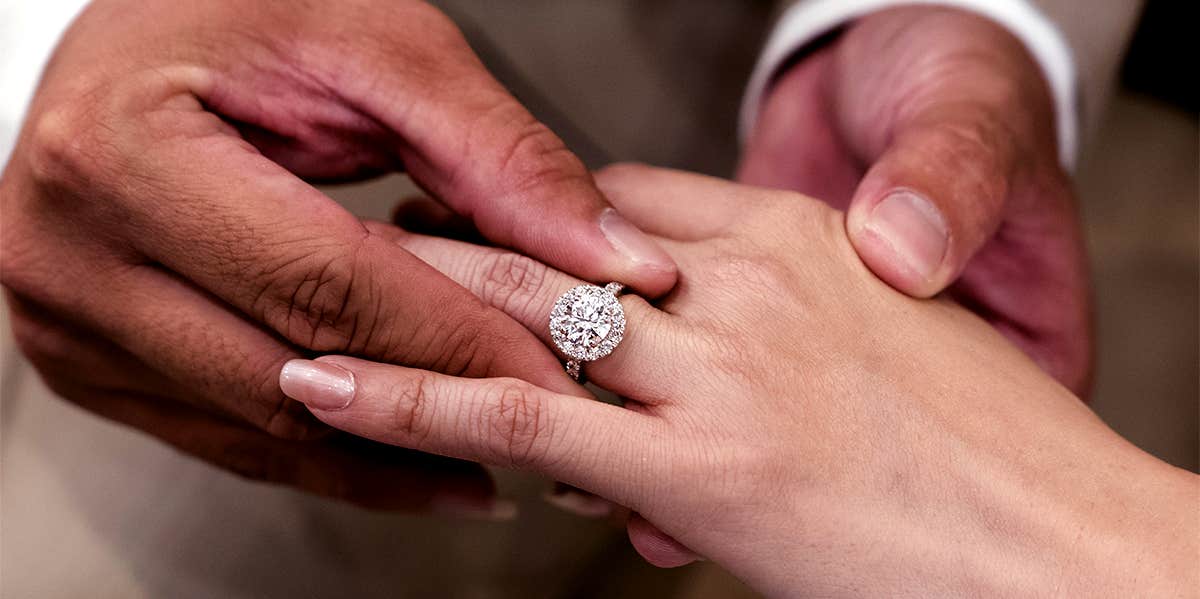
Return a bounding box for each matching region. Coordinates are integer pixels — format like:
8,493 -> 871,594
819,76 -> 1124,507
48,379 -> 501,516
9,283 -> 505,515
369,222 -> 684,402
844,126 -> 1093,391
89,74 -> 571,393
17,257 -> 327,438
626,513 -> 702,568
831,7 -> 1058,299
6,292 -> 180,396
281,356 -> 653,508
844,109 -> 1020,298
592,163 -> 753,241
311,10 -> 678,295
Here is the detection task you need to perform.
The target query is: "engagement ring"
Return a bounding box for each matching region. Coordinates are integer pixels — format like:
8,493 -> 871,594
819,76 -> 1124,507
549,282 -> 626,381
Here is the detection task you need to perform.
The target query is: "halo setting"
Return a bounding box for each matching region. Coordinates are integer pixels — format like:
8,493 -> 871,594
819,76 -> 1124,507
549,284 -> 626,364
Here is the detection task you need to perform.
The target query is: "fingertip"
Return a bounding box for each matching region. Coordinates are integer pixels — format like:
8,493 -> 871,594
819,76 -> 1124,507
627,513 -> 701,568
598,207 -> 679,296
848,188 -> 951,298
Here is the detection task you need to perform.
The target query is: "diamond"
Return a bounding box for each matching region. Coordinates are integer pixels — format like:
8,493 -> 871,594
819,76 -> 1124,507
549,284 -> 626,362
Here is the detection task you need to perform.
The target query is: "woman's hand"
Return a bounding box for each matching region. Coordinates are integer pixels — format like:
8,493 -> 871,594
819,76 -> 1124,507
0,0 -> 674,512
280,166 -> 1197,596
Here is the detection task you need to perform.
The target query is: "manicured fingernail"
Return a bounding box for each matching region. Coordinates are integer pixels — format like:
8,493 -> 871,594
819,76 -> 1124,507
543,489 -> 613,518
431,495 -> 519,521
279,359 -> 355,411
862,191 -> 947,281
599,208 -> 674,273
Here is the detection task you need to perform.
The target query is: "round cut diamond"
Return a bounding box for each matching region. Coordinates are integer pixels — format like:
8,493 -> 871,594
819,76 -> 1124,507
549,285 -> 626,361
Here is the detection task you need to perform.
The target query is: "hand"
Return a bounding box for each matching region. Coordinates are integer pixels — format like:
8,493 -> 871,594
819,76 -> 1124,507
738,7 -> 1092,395
0,0 -> 674,512
282,166 -> 1197,596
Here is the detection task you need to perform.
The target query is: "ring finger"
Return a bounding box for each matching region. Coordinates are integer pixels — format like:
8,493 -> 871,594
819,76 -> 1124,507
370,222 -> 686,403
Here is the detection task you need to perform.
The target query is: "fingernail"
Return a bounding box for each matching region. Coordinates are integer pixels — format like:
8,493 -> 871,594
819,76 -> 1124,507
862,191 -> 947,281
279,359 -> 356,411
431,495 -> 519,521
599,208 -> 674,273
543,489 -> 614,518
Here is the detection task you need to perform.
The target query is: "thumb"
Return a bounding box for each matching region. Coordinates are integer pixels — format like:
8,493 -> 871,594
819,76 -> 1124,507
845,113 -> 1018,298
831,6 -> 1054,299
332,5 -> 676,295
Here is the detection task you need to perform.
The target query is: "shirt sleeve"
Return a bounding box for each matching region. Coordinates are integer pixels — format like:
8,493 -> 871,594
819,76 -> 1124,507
740,0 -> 1080,171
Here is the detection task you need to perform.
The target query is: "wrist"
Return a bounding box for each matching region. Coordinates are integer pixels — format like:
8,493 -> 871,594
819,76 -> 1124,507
726,378 -> 1197,598
922,386 -> 1199,597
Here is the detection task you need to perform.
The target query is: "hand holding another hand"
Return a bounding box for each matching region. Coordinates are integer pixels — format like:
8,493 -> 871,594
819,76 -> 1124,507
0,0 -> 674,512
740,6 -> 1092,395
284,165 -> 1197,597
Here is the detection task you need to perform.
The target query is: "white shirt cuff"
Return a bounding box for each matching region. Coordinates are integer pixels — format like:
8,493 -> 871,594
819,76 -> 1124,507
739,0 -> 1079,171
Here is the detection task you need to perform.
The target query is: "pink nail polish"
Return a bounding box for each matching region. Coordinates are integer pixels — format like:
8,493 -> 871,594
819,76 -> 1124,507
279,359 -> 356,411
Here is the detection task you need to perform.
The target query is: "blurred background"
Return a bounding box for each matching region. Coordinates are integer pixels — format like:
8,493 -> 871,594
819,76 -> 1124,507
1,1 -> 1195,597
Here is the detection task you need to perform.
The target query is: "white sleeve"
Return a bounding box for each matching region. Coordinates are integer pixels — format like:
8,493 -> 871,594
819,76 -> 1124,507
740,0 -> 1079,171
0,0 -> 90,168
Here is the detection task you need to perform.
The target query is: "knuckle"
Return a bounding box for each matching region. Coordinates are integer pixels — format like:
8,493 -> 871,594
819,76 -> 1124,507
388,371 -> 435,443
254,235 -> 384,355
921,117 -> 1013,205
496,119 -> 577,181
25,106 -> 91,185
477,252 -> 548,316
404,294 -> 505,377
480,380 -> 550,470
466,106 -> 590,207
24,95 -> 124,194
435,316 -> 492,375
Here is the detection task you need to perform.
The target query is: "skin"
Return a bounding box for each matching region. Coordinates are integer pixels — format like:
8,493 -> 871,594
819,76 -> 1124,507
2,1 -> 1092,529
282,165 -> 1198,597
739,7 -> 1093,396
0,0 -> 677,514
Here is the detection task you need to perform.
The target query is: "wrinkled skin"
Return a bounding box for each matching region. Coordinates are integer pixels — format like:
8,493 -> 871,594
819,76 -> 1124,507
739,7 -> 1092,396
287,165 -> 1198,598
0,0 -> 676,512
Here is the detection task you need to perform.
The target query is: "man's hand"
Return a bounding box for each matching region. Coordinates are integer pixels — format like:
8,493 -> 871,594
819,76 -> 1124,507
0,0 -> 674,511
739,7 -> 1092,395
